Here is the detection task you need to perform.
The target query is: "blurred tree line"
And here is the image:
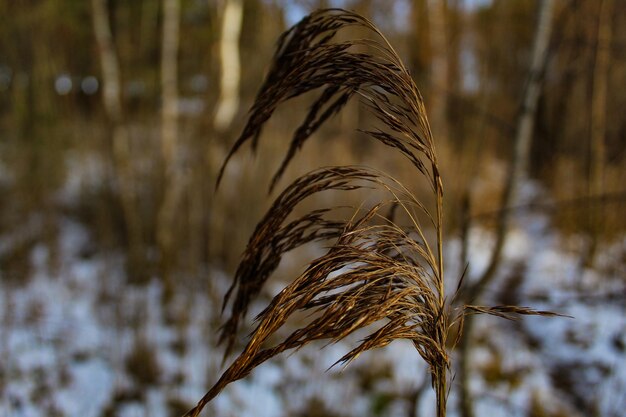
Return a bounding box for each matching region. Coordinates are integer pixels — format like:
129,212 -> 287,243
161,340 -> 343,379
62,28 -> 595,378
0,0 -> 625,293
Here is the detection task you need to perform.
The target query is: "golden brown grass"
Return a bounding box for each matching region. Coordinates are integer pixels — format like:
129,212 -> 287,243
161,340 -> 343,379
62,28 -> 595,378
183,9 -> 562,417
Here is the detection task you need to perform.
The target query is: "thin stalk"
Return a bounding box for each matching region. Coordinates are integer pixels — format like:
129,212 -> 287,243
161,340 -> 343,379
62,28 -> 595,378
436,363 -> 447,417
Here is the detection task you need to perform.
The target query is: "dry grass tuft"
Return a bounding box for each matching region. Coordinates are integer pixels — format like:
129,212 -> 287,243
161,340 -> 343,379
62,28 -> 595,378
183,9 -> 562,417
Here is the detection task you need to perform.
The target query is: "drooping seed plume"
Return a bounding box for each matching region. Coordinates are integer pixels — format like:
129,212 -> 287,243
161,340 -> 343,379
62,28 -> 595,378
183,9 -> 563,417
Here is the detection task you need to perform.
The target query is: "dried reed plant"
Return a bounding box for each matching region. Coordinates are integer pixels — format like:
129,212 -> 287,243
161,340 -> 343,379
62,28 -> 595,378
183,9 -> 561,417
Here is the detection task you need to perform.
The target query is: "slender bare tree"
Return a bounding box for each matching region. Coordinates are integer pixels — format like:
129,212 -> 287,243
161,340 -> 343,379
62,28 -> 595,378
213,0 -> 243,131
458,1 -> 556,417
157,0 -> 183,294
91,0 -> 144,277
585,0 -> 614,267
410,0 -> 431,91
428,0 -> 449,141
465,0 -> 556,304
161,0 -> 181,167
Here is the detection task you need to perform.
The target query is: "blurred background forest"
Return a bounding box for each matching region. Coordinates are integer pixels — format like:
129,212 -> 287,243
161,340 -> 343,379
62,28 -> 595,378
1,1 -> 625,417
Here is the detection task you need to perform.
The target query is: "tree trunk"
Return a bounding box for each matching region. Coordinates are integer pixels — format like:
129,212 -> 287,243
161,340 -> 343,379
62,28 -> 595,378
213,0 -> 243,132
446,0 -> 463,148
91,0 -> 145,281
458,2 -> 556,417
428,0 -> 449,141
467,0 -> 555,303
157,0 -> 183,298
584,0 -> 613,267
92,0 -> 122,122
409,0 -> 431,96
160,0 -> 181,167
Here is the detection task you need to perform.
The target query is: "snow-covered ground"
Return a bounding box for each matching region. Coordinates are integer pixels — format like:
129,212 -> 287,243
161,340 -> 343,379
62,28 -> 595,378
1,208 -> 625,417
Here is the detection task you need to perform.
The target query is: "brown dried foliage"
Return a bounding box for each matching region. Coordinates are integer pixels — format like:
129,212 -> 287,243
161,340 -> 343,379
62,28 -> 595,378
183,9 -> 561,417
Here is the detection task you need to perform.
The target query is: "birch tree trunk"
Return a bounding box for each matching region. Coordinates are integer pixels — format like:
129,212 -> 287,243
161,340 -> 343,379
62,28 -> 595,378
585,0 -> 613,267
91,0 -> 145,280
157,0 -> 183,296
213,0 -> 243,132
458,2 -> 556,416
